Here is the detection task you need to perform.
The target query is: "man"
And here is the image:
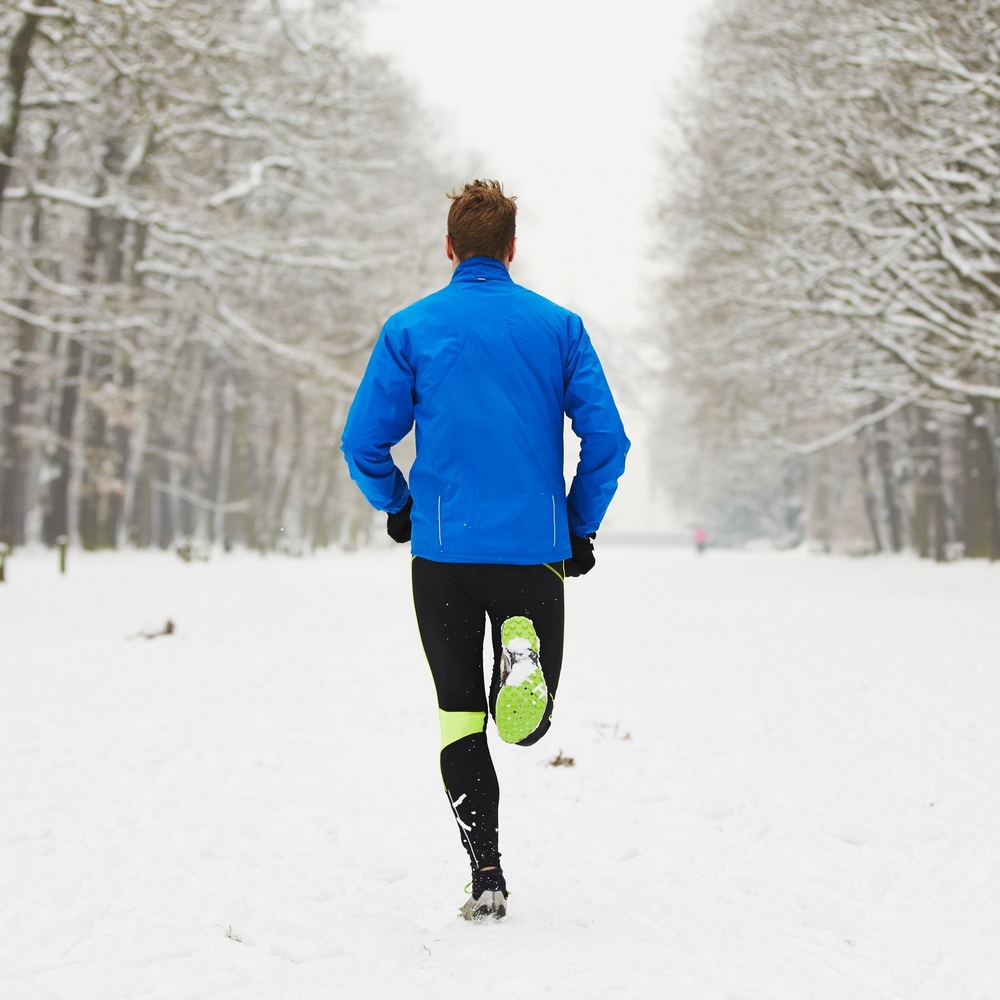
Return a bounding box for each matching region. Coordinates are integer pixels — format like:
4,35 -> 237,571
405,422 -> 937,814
341,180 -> 628,921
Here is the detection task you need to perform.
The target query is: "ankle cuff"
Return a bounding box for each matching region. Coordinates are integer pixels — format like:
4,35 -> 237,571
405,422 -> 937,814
472,867 -> 507,895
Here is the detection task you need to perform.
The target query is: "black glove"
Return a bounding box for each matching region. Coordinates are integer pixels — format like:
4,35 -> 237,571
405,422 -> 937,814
386,496 -> 413,543
563,533 -> 596,577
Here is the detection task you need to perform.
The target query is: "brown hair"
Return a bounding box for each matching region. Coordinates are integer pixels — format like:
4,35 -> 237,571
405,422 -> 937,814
446,179 -> 517,263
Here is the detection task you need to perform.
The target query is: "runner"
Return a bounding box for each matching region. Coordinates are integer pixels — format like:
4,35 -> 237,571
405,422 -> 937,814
341,180 -> 629,920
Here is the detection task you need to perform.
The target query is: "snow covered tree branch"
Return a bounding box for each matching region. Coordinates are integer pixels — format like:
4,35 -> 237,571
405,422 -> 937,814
656,0 -> 1000,558
0,0 -> 448,553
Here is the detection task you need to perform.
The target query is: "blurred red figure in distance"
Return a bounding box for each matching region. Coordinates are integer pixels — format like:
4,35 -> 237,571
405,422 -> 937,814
694,526 -> 707,554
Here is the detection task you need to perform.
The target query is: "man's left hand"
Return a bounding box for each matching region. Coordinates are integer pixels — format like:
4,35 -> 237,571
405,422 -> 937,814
387,496 -> 413,543
564,533 -> 596,576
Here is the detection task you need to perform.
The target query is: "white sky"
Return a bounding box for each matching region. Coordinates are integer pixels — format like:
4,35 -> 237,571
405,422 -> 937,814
361,0 -> 715,338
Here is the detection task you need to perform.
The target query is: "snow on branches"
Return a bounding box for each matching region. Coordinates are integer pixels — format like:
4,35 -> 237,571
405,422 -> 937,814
0,0 -> 446,552
658,0 -> 1000,557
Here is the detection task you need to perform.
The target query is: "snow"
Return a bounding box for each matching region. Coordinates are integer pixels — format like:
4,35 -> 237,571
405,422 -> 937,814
2,546 -> 1000,998
502,638 -> 539,689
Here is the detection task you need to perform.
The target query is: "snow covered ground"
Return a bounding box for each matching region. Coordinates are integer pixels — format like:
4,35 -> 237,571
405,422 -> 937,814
2,545 -> 1000,999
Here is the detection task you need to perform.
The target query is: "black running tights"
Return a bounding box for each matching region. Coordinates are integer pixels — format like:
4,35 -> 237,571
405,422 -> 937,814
411,557 -> 564,872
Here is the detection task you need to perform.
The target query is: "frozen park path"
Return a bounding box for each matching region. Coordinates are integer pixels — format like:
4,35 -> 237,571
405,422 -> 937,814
2,546 -> 1000,999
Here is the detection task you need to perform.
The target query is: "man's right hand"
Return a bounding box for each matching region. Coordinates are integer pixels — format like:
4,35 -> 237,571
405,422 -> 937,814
386,496 -> 413,543
563,533 -> 596,577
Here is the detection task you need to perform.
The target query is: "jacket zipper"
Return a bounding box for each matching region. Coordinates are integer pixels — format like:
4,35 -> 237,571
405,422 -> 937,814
437,495 -> 443,548
551,495 -> 557,547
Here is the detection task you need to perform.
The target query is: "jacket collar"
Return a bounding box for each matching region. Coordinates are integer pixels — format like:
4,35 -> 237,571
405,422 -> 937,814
450,256 -> 513,284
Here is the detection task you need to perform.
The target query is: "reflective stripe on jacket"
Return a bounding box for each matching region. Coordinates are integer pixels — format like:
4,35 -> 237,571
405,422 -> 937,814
341,256 -> 629,564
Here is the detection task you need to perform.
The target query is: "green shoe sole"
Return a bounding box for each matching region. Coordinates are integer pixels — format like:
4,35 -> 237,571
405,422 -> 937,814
496,616 -> 547,744
496,670 -> 547,743
501,615 -> 539,652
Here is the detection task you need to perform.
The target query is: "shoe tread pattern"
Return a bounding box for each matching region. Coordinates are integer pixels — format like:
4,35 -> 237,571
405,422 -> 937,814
500,615 -> 539,653
497,616 -> 546,744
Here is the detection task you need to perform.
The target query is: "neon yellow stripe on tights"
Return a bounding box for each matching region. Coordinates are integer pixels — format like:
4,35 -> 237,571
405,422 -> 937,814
543,561 -> 565,582
439,709 -> 486,750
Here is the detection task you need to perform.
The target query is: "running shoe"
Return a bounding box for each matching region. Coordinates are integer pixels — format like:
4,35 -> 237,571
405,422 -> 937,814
460,867 -> 508,921
460,888 -> 508,921
495,616 -> 548,744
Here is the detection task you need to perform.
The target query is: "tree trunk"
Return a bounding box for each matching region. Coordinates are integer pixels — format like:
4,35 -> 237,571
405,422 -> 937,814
74,191 -> 110,549
0,14 -> 39,236
268,388 -> 304,548
224,399 -> 256,548
43,336 -> 85,545
1,124 -> 55,545
211,376 -> 235,545
0,318 -> 32,545
960,401 -> 1000,560
170,346 -> 208,542
79,209 -> 132,549
912,415 -> 932,559
119,380 -> 147,549
859,429 -> 885,554
100,220 -> 132,547
118,220 -> 149,547
874,410 -> 905,553
807,451 -> 838,553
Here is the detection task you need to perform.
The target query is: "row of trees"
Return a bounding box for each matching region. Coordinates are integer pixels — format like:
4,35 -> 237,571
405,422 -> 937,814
659,0 -> 1000,557
0,1 -> 443,552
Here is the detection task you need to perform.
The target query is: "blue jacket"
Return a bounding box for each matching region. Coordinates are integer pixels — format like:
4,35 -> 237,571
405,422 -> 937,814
341,256 -> 629,564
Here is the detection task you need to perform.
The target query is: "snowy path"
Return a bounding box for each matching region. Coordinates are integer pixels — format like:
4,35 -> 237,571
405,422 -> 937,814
2,546 -> 1000,999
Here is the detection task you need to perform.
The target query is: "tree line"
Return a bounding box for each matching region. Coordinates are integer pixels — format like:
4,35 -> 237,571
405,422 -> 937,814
658,0 -> 1000,558
0,0 -> 443,553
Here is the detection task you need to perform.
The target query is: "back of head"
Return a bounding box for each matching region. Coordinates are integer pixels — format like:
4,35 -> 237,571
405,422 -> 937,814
447,180 -> 517,263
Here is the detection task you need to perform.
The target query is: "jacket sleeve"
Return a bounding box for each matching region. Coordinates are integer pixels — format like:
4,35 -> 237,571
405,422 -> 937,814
564,319 -> 630,537
340,324 -> 414,513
